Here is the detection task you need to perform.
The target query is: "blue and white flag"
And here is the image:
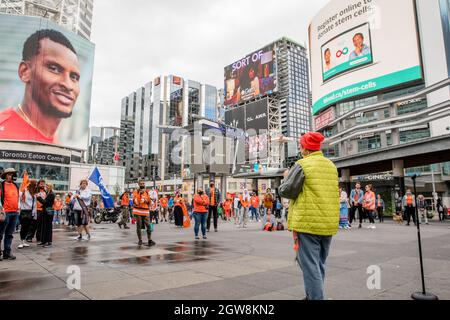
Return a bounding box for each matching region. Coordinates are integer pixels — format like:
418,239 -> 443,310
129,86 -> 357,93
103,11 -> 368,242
89,167 -> 115,209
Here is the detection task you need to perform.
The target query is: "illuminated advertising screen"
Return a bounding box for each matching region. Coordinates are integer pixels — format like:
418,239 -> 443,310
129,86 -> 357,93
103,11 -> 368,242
224,44 -> 277,107
224,106 -> 245,130
245,99 -> 269,134
322,23 -> 373,81
0,14 -> 95,149
309,0 -> 423,116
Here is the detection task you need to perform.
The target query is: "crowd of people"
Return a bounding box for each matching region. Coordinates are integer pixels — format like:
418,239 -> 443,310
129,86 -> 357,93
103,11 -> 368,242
1,132 -> 449,300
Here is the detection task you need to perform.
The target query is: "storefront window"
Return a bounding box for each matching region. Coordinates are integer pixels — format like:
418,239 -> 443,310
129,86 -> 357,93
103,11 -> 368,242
358,136 -> 381,153
0,162 -> 69,192
399,128 -> 430,144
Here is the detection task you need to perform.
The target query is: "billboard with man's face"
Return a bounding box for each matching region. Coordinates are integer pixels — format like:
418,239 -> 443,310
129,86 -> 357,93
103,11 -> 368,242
309,0 -> 423,116
0,14 -> 95,149
224,44 -> 277,107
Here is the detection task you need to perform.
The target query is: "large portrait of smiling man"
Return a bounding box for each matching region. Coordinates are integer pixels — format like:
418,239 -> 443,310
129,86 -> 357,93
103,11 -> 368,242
0,15 -> 95,149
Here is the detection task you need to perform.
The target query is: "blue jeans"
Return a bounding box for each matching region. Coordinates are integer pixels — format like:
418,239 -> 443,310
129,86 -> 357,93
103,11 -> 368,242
297,233 -> 332,300
0,212 -> 19,255
194,212 -> 207,237
250,207 -> 259,220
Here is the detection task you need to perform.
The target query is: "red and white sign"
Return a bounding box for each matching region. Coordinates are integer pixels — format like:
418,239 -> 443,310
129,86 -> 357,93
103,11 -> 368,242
314,108 -> 335,131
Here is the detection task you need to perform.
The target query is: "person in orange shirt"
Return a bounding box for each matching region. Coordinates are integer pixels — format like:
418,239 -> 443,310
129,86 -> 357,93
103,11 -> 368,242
263,189 -> 274,217
223,196 -> 232,221
0,168 -> 20,260
402,189 -> 417,226
193,188 -> 210,240
250,192 -> 260,222
239,189 -> 251,228
362,184 -> 376,229
118,190 -> 130,229
132,180 -> 155,247
159,195 -> 169,223
52,194 -> 63,225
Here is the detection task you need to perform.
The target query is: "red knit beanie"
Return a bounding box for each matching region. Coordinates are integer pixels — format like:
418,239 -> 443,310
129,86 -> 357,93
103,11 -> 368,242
300,132 -> 325,151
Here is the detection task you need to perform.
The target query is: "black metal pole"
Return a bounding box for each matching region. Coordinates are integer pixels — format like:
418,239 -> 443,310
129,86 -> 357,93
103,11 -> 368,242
411,174 -> 438,300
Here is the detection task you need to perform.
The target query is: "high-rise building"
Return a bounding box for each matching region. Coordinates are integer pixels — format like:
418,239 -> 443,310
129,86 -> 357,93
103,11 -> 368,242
119,76 -> 219,184
88,127 -> 119,166
0,0 -> 94,39
224,37 -> 312,171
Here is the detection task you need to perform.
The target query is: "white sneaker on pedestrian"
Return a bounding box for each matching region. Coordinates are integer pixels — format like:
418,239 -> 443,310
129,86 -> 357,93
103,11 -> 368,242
23,241 -> 30,248
18,243 -> 24,249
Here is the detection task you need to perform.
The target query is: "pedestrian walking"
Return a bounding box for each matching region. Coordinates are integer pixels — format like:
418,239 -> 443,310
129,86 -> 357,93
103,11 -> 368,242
437,198 -> 446,222
223,196 -> 232,221
27,179 -> 46,242
402,189 -> 417,226
239,189 -> 251,228
263,189 -> 274,217
0,168 -> 21,261
149,187 -> 159,224
339,186 -> 350,230
193,188 -> 209,240
132,180 -> 155,247
250,192 -> 260,222
37,184 -> 55,247
233,194 -> 240,225
417,194 -> 428,225
18,179 -> 37,249
159,195 -> 169,222
53,194 -> 63,225
173,192 -> 185,228
363,185 -> 376,229
73,179 -> 92,240
206,182 -> 221,233
118,190 -> 131,229
65,192 -> 74,227
279,132 -> 339,300
376,194 -> 385,223
350,183 -> 364,228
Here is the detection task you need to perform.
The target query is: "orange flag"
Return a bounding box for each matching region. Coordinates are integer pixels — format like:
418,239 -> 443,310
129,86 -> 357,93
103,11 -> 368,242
20,170 -> 29,193
181,200 -> 190,228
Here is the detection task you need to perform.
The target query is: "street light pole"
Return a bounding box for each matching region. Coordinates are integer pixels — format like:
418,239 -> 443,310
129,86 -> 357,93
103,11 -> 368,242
410,174 -> 439,301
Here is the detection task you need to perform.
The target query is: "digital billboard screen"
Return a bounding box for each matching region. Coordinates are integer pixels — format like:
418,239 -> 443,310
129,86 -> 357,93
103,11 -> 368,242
322,23 -> 373,82
0,14 -> 95,149
245,99 -> 269,134
224,44 -> 277,107
224,106 -> 245,130
309,0 -> 423,116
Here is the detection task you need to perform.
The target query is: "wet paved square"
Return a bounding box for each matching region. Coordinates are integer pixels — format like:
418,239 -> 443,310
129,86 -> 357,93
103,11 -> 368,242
1,220 -> 449,300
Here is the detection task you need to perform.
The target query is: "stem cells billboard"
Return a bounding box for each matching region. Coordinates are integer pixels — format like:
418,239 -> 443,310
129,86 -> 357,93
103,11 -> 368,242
309,0 -> 423,116
224,44 -> 277,107
0,14 -> 95,149
322,23 -> 373,81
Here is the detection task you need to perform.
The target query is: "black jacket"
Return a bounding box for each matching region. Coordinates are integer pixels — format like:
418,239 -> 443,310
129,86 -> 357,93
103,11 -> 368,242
205,188 -> 221,206
37,191 -> 56,215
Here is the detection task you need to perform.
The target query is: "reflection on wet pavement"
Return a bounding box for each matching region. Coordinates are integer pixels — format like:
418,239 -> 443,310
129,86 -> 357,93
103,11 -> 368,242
100,253 -> 206,267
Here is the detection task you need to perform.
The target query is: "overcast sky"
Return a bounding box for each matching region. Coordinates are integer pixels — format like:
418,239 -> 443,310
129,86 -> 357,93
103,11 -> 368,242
89,0 -> 329,128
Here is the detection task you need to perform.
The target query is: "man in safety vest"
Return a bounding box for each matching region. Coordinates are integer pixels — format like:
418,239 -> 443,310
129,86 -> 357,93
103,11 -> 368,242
132,181 -> 155,247
402,189 -> 417,226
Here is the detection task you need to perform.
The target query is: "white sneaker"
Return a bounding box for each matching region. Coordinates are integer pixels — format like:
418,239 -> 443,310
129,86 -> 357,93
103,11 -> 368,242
23,242 -> 30,248
18,243 -> 24,249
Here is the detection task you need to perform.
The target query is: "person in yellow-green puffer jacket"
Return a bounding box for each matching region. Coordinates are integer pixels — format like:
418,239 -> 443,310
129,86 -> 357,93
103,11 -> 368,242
279,132 -> 339,301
